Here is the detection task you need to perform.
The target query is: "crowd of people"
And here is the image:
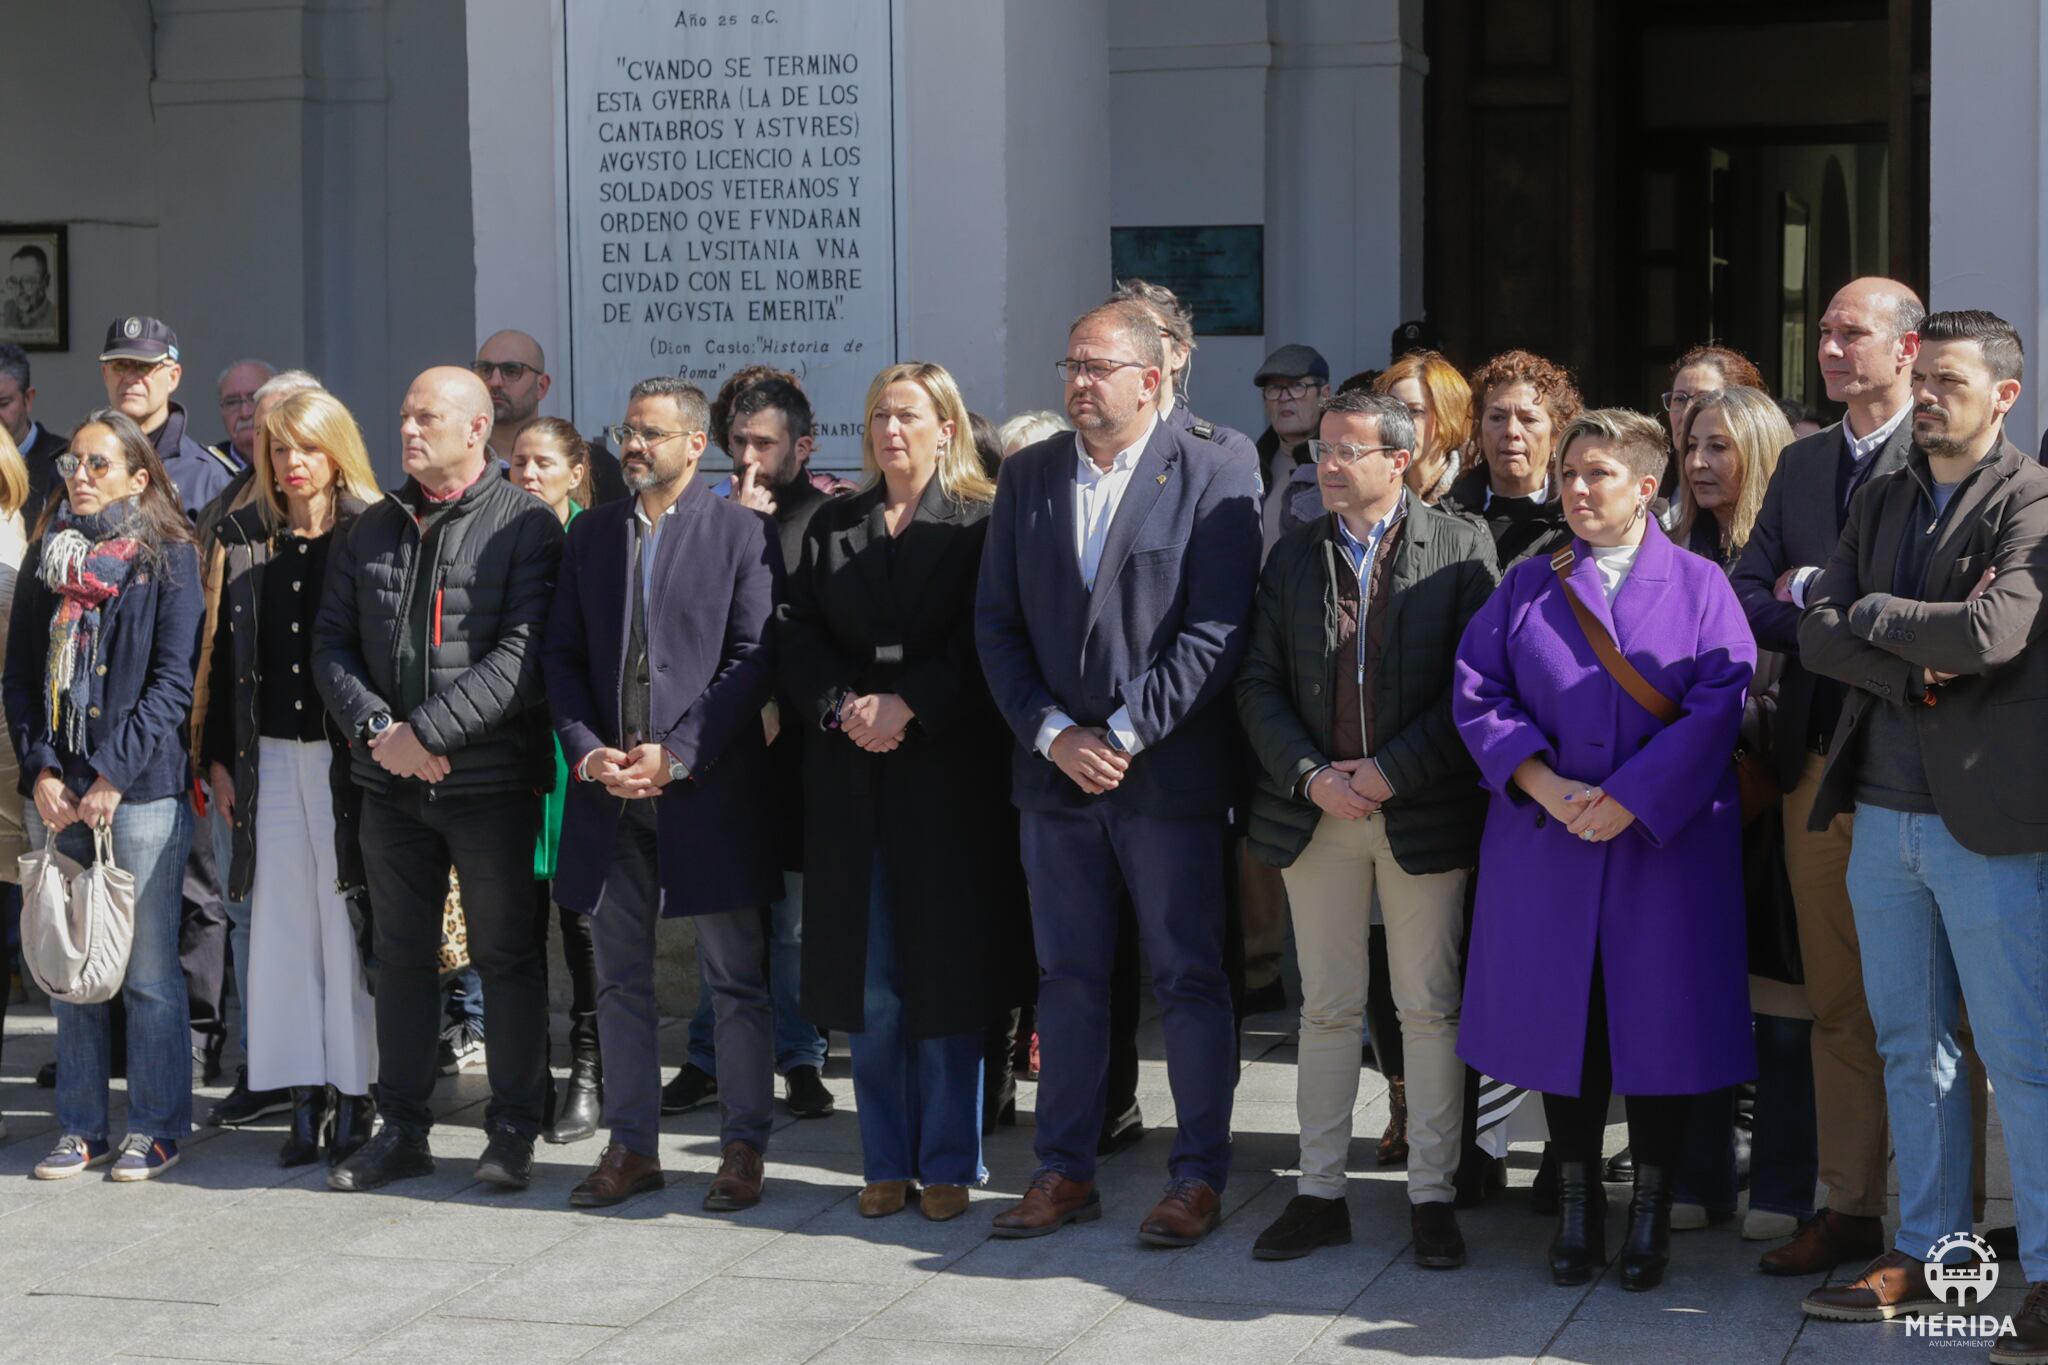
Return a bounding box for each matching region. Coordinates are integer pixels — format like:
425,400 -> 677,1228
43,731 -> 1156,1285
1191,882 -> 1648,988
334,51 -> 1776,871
0,266 -> 2043,1360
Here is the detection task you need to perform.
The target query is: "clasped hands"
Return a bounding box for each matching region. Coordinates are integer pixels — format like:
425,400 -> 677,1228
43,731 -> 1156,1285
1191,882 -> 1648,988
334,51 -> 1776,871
1307,758 -> 1393,819
580,743 -> 679,799
1521,760 -> 1637,844
369,721 -> 450,784
839,692 -> 912,753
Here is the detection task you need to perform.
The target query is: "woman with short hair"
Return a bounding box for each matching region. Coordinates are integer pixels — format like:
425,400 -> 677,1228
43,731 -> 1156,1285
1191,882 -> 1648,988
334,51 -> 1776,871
1446,350 -> 1582,568
203,390 -> 384,1166
779,362 -> 1029,1222
7,411 -> 203,1181
1454,407 -> 1756,1291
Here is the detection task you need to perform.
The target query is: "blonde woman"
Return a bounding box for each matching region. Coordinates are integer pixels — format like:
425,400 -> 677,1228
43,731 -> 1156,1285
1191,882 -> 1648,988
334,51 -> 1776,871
1374,350 -> 1474,505
1675,386 -> 1794,566
200,390 -> 383,1167
0,424 -> 30,1126
778,362 -> 1028,1221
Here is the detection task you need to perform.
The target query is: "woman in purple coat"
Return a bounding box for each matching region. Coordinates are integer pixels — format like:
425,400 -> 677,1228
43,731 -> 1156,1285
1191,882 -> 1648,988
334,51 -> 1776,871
1453,408 -> 1756,1292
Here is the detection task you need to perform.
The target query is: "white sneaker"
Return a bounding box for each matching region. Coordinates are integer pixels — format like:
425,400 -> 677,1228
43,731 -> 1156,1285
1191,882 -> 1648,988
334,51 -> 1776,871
1742,1208 -> 1800,1241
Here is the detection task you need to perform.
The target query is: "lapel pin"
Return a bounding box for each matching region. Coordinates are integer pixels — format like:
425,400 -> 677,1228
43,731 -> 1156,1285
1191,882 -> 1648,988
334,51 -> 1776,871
1156,472 -> 1168,485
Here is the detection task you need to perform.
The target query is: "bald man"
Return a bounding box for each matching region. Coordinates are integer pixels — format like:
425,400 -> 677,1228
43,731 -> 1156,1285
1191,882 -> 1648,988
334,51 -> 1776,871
1734,278 -> 1993,1275
476,329 -> 552,463
314,365 -> 566,1194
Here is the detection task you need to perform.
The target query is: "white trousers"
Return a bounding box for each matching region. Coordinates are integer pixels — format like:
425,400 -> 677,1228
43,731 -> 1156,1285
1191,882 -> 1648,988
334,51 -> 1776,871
247,739 -> 377,1093
1281,811 -> 1468,1204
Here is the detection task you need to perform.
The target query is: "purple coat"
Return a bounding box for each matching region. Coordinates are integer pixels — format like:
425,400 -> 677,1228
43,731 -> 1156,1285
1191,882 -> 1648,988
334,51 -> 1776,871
1452,521 -> 1756,1096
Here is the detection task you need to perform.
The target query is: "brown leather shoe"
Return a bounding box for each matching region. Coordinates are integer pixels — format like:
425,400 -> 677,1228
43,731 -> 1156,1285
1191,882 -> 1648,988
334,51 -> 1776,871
920,1184 -> 971,1222
1992,1281 -> 2048,1364
1376,1076 -> 1409,1167
1802,1249 -> 1958,1321
991,1170 -> 1099,1239
858,1180 -> 910,1217
568,1143 -> 665,1209
1139,1177 -> 1221,1248
1759,1208 -> 1887,1276
704,1141 -> 764,1212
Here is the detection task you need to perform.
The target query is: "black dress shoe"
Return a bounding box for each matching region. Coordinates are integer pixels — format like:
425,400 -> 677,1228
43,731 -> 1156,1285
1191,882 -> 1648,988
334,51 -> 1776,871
1241,979 -> 1288,1017
1603,1147 -> 1634,1182
328,1129 -> 434,1192
1618,1164 -> 1674,1291
279,1087 -> 330,1168
208,1067 -> 293,1127
1985,1225 -> 2021,1262
475,1127 -> 536,1189
783,1064 -> 835,1119
1412,1200 -> 1467,1269
1097,1101 -> 1145,1156
659,1063 -> 718,1115
1549,1161 -> 1608,1286
1253,1194 -> 1351,1261
327,1093 -> 376,1167
35,1060 -> 53,1089
547,1056 -> 603,1145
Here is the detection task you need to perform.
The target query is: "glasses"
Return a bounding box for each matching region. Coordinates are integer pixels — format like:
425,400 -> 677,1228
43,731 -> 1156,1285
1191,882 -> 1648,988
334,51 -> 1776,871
220,393 -> 260,411
605,423 -> 687,448
104,359 -> 170,381
1262,379 -> 1321,401
1661,389 -> 1708,413
56,453 -> 116,479
473,361 -> 535,382
1308,441 -> 1401,467
1055,358 -> 1145,384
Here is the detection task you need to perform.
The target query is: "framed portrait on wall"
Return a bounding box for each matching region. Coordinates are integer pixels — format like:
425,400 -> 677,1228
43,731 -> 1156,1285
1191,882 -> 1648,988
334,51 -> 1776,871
0,224 -> 68,351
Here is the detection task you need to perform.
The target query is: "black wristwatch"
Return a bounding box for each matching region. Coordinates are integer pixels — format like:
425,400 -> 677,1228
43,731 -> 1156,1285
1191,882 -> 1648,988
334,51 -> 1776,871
1102,728 -> 1128,754
363,711 -> 393,741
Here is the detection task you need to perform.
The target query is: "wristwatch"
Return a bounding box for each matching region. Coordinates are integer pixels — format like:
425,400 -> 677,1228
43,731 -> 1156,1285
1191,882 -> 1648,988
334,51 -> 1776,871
666,754 -> 691,784
363,712 -> 393,741
1102,728 -> 1128,755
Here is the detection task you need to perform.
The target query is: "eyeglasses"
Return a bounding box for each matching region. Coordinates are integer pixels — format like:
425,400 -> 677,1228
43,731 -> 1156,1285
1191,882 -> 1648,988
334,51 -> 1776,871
1055,358 -> 1145,384
56,453 -> 116,479
606,423 -> 687,448
1262,380 -> 1321,401
1308,440 -> 1401,467
1661,389 -> 1709,413
220,393 -> 260,411
474,361 -> 535,382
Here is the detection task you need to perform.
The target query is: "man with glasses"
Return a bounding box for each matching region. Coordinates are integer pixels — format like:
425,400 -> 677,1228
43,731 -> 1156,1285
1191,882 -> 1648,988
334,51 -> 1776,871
97,316 -> 235,521
1254,344 -> 1333,556
977,300 -> 1260,1245
1237,389 -> 1499,1266
209,360 -> 274,469
542,378 -> 783,1213
314,365 -> 564,1194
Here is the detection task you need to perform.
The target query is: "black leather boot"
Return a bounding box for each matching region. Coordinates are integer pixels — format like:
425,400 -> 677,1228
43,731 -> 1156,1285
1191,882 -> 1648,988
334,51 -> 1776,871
327,1092 -> 376,1166
1618,1163 -> 1674,1291
548,1054 -> 603,1145
1548,1161 -> 1607,1286
1530,1143 -> 1560,1215
279,1087 -> 329,1168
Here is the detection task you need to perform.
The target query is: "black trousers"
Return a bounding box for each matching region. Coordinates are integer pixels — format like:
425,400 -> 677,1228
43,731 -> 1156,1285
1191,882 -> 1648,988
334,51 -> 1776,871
179,820 -> 229,1063
536,882 -> 600,1058
1540,954 -> 1688,1170
361,785 -> 549,1140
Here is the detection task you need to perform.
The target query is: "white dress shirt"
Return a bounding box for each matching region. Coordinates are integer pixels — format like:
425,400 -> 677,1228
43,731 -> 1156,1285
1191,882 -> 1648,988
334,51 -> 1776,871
1035,417 -> 1158,760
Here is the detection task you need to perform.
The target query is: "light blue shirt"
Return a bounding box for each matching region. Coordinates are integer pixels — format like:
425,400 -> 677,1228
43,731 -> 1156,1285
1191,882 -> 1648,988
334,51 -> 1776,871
633,494 -> 682,605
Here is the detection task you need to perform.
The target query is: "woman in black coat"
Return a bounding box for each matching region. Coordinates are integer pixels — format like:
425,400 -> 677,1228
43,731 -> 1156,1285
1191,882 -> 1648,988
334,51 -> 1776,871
778,362 -> 1029,1223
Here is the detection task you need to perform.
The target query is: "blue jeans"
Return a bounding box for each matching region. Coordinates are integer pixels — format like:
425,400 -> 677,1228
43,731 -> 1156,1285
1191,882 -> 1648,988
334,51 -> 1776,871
446,966 -> 484,1028
32,798 -> 194,1143
850,859 -> 984,1187
1673,1014 -> 1817,1219
688,871 -> 823,1075
209,801 -> 250,1056
1847,806 -> 2048,1279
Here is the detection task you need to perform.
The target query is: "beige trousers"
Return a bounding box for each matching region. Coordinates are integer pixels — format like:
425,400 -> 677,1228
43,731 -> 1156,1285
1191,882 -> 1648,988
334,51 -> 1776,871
1281,811 -> 1466,1204
1783,753 -> 1987,1218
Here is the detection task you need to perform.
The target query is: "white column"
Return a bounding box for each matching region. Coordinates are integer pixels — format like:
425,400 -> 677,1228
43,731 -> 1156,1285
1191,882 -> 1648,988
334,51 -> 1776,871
1929,0 -> 2045,450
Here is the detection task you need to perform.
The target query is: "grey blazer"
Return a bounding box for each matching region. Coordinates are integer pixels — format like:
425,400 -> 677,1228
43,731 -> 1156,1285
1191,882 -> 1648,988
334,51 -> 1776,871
1732,414 -> 1914,788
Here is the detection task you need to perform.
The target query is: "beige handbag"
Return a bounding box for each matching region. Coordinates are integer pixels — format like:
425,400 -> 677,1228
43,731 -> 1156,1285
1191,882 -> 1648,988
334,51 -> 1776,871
19,823 -> 137,1005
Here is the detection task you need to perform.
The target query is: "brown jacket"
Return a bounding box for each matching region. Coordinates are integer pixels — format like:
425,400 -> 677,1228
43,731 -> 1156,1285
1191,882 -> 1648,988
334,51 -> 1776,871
1799,436 -> 2048,855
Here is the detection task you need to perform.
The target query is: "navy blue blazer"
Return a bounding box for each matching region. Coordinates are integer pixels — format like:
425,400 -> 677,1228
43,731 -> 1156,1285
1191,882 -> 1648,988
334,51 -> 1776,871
4,538 -> 203,803
975,420 -> 1261,817
542,479 -> 785,917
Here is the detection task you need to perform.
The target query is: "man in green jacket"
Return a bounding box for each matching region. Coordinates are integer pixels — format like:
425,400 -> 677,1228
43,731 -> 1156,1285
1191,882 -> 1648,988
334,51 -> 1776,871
1236,388 -> 1499,1267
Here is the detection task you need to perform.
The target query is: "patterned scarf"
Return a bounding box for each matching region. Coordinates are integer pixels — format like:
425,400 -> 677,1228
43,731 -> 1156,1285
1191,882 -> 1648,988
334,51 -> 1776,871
41,498 -> 147,751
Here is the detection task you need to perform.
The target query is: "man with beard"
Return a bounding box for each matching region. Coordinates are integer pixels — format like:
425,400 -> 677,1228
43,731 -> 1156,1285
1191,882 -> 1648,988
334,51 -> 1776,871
1797,311 -> 2048,1358
544,377 -> 782,1212
977,300 -> 1260,1245
476,329 -> 627,504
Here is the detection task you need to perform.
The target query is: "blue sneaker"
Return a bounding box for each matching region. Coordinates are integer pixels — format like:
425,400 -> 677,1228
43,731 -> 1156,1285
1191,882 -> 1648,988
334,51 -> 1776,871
34,1134 -> 112,1180
109,1134 -> 180,1182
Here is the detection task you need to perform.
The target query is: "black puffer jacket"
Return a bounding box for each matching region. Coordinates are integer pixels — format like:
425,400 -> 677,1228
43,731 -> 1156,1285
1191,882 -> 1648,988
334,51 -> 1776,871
312,462 -> 563,797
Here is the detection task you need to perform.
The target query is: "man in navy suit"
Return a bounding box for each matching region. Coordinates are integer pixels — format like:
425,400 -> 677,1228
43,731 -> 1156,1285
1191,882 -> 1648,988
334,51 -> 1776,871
977,300 -> 1262,1245
542,376 -> 785,1214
